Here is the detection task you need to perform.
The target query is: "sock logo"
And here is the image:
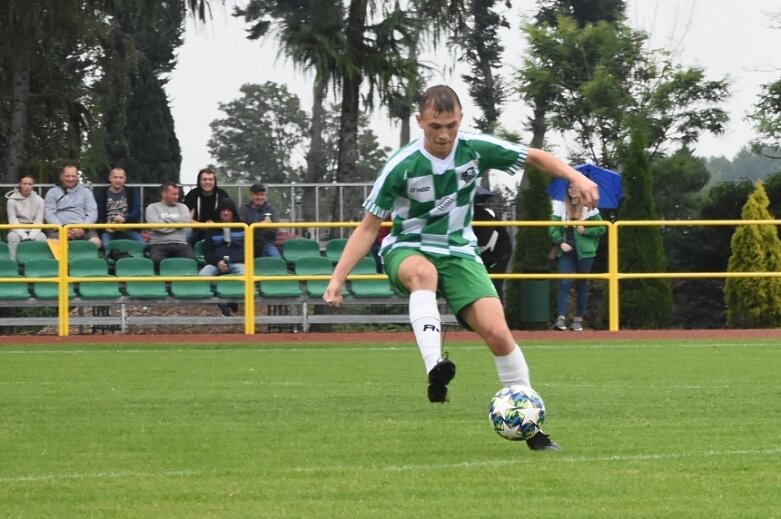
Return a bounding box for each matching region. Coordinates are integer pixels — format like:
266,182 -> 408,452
422,324 -> 440,332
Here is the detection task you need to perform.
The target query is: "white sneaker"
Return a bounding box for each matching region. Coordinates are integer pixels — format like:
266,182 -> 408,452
553,316 -> 567,331
570,320 -> 583,332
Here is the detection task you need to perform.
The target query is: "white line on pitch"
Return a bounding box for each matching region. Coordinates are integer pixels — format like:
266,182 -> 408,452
291,447 -> 781,473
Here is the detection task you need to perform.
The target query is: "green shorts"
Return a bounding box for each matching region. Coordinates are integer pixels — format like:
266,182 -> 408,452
384,247 -> 499,327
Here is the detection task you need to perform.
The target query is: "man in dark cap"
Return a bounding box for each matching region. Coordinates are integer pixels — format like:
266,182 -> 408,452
238,183 -> 282,259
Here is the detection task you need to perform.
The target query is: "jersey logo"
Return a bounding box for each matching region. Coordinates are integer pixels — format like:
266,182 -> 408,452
461,166 -> 477,183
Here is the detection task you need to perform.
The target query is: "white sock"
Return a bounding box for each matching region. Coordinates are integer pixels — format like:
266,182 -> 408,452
494,345 -> 531,388
409,290 -> 442,373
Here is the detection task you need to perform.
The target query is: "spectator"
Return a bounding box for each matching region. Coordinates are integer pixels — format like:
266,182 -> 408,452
44,164 -> 101,248
183,167 -> 230,246
238,183 -> 282,259
145,181 -> 195,270
5,173 -> 47,261
200,198 -> 245,316
473,187 -> 512,301
94,166 -> 144,246
549,182 -> 606,332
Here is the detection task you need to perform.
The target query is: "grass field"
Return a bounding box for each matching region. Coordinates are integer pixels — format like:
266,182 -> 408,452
1,337 -> 779,518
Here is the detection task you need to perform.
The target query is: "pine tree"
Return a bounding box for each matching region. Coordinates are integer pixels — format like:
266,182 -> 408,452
618,125 -> 672,328
724,182 -> 781,328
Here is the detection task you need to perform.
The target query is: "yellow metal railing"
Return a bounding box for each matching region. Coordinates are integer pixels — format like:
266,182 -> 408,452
2,219 -> 780,335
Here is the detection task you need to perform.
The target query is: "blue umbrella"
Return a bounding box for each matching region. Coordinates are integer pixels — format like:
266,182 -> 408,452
547,163 -> 624,209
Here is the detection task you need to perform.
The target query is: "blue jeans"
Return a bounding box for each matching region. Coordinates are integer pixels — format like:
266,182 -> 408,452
258,244 -> 282,259
199,263 -> 246,276
556,251 -> 594,317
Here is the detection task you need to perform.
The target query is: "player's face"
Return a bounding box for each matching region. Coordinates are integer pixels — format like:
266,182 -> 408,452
18,176 -> 34,197
60,167 -> 79,189
417,105 -> 463,159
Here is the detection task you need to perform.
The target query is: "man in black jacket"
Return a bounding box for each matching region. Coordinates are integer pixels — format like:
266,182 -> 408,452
183,167 -> 230,246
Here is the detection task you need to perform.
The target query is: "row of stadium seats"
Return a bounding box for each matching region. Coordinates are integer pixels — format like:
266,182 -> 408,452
0,237 -> 353,268
0,256 -> 396,301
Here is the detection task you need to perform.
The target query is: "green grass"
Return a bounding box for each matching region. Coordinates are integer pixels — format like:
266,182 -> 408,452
1,338 -> 780,518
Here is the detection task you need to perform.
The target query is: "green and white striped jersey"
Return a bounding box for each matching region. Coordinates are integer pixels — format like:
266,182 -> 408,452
363,132 -> 527,259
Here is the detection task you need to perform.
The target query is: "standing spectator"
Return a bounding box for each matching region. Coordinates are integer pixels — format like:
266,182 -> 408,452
44,164 -> 101,248
200,198 -> 245,316
238,183 -> 282,259
145,181 -> 195,270
549,183 -> 606,331
183,167 -> 230,246
5,173 -> 47,260
94,166 -> 144,245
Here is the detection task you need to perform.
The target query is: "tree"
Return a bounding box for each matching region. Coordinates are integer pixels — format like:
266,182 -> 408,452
236,0 -> 344,221
748,79 -> 781,157
617,125 -> 672,328
651,147 -> 710,220
89,1 -> 185,183
518,15 -> 729,171
207,82 -> 309,184
724,182 -> 781,328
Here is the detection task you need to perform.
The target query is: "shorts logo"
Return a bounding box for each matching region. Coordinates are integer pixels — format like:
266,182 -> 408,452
461,166 -> 477,183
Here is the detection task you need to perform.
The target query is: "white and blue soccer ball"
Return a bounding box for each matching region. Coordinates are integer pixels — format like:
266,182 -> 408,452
488,385 -> 546,441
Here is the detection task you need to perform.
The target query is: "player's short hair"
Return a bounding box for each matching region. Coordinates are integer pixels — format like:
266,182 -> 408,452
418,85 -> 462,115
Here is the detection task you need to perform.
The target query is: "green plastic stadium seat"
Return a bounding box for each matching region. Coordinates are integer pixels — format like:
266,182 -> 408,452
324,238 -> 348,263
16,240 -> 55,267
282,238 -> 321,264
25,259 -> 74,300
66,240 -> 99,263
0,242 -> 9,261
254,257 -> 302,298
294,256 -> 346,298
215,275 -> 246,299
69,258 -> 121,299
160,257 -> 214,299
0,259 -> 30,300
105,239 -> 147,266
349,257 -> 395,298
115,257 -> 168,299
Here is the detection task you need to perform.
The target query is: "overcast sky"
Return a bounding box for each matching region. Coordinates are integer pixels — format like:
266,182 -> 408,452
166,0 -> 780,187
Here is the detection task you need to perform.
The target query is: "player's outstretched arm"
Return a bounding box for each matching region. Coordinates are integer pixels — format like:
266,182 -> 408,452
526,148 -> 600,208
323,212 -> 384,308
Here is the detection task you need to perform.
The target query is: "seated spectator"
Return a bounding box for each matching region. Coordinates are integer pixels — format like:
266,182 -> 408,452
199,198 -> 245,316
94,166 -> 144,246
145,181 -> 195,270
238,183 -> 282,259
183,167 -> 230,247
5,173 -> 47,261
44,164 -> 101,248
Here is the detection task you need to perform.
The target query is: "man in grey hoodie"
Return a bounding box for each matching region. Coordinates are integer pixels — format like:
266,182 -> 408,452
5,173 -> 47,260
145,181 -> 196,270
44,164 -> 101,248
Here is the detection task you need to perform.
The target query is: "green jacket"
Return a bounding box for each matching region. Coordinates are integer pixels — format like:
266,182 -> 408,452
548,208 -> 605,260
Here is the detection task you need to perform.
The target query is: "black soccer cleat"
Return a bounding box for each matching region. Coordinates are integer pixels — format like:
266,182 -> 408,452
427,354 -> 456,403
526,431 -> 561,452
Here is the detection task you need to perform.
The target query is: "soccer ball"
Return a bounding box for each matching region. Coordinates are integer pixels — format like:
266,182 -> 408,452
488,385 -> 546,441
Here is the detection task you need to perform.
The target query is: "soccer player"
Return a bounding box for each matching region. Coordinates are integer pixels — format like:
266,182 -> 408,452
322,85 -> 598,451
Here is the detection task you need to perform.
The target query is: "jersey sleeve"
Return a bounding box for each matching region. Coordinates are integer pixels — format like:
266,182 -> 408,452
362,154 -> 408,219
465,134 -> 528,176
